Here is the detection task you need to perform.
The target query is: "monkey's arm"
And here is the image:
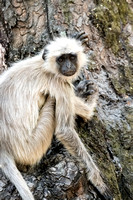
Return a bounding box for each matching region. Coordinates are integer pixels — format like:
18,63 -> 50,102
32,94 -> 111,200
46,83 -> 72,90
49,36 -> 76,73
55,89 -> 112,200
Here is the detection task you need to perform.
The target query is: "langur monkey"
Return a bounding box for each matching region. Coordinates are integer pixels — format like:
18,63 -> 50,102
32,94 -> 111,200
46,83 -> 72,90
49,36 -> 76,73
0,32 -> 113,200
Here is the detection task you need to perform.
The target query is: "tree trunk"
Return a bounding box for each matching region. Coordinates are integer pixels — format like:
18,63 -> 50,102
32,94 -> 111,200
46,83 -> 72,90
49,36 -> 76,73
0,0 -> 133,200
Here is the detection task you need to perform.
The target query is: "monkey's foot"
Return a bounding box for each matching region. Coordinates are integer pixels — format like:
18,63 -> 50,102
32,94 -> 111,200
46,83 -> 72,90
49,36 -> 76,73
90,181 -> 114,200
75,80 -> 98,98
88,170 -> 114,200
102,189 -> 114,200
95,184 -> 114,200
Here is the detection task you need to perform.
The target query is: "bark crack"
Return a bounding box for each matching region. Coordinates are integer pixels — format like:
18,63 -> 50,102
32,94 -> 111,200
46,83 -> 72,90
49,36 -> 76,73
45,0 -> 53,40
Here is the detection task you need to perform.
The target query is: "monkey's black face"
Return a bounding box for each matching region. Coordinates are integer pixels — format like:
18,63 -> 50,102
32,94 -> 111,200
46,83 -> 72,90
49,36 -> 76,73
56,53 -> 77,76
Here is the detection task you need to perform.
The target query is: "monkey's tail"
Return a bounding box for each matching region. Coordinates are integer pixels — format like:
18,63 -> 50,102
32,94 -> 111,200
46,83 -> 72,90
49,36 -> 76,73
0,152 -> 34,200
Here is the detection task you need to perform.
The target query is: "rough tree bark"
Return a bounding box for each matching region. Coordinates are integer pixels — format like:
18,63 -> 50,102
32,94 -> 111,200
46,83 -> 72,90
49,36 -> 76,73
0,0 -> 133,200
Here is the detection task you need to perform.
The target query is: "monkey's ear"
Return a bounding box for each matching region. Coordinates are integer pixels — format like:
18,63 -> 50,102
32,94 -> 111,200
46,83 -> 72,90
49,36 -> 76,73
42,49 -> 48,60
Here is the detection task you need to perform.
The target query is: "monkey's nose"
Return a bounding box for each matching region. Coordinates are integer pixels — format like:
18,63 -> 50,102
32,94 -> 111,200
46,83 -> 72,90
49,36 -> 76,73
66,64 -> 71,69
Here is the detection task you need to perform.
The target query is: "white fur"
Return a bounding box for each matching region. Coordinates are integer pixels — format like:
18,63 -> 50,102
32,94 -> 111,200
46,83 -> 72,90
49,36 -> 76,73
43,37 -> 87,80
0,36 -> 107,200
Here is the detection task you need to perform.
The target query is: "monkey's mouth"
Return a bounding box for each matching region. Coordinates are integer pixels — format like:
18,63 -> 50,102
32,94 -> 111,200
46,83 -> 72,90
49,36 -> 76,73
61,70 -> 76,76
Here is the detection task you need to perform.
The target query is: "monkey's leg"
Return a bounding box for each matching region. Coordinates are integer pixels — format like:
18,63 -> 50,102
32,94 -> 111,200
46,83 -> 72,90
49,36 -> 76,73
0,152 -> 34,200
12,96 -> 55,166
28,96 -> 55,163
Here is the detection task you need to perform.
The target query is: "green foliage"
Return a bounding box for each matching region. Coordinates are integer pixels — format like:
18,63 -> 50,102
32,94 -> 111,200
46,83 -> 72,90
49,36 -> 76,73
91,0 -> 133,54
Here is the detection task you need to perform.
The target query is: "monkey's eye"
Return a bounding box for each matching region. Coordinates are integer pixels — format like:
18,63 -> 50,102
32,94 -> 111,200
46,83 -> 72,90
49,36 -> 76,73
69,54 -> 77,61
57,56 -> 64,63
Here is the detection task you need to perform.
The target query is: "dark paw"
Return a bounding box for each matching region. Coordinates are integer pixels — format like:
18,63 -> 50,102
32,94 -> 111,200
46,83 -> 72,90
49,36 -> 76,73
75,80 -> 97,98
71,31 -> 88,45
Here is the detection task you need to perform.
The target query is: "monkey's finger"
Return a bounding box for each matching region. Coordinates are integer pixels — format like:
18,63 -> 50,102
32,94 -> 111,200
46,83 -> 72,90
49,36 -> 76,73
85,80 -> 94,85
84,90 -> 95,96
77,80 -> 94,89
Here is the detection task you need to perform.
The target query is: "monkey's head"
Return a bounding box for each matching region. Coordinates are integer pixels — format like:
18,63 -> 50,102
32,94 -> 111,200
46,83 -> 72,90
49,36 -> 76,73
42,37 -> 87,80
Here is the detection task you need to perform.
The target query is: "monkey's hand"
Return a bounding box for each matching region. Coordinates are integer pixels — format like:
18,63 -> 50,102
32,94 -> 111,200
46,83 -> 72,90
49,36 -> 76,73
74,80 -> 98,120
75,80 -> 98,99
